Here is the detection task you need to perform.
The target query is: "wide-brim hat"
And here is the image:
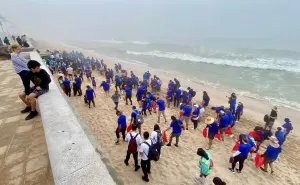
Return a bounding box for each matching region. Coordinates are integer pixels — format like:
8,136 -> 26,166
205,117 -> 215,124
269,136 -> 280,147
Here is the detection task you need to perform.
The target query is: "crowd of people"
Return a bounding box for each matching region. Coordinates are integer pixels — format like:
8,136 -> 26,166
1,35 -> 30,47
10,46 -> 295,184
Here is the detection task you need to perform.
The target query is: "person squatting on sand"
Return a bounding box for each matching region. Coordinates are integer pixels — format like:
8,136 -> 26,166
19,60 -> 51,120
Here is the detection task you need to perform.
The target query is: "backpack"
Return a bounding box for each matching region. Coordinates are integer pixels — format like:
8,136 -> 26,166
144,141 -> 159,161
156,130 -> 164,146
128,133 -> 139,153
191,90 -> 196,97
136,111 -> 144,124
263,114 -> 269,122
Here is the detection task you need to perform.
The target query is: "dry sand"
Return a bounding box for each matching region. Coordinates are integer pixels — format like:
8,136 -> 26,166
36,40 -> 300,185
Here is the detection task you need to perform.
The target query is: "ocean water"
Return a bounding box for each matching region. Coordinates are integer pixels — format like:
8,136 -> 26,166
67,40 -> 300,111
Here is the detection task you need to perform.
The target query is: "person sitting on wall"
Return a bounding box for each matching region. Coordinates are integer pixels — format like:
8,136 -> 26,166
19,60 -> 51,120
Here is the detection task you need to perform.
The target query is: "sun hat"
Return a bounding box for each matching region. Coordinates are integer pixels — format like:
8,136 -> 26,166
205,117 -> 215,124
194,104 -> 199,108
269,136 -> 280,147
219,110 -> 225,115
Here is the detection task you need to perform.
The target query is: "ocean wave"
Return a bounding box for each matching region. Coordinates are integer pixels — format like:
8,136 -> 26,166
126,50 -> 300,73
94,40 -> 150,45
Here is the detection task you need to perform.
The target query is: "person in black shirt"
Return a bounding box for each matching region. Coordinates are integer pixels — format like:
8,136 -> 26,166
19,60 -> 51,120
265,106 -> 278,130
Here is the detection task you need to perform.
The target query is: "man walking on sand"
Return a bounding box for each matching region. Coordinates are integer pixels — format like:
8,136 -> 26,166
19,60 -> 51,120
124,124 -> 141,171
10,44 -> 29,90
66,65 -> 74,80
139,131 -> 152,182
156,97 -> 167,123
181,104 -> 192,130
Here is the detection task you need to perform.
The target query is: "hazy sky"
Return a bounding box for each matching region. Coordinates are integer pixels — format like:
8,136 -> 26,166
1,0 -> 300,49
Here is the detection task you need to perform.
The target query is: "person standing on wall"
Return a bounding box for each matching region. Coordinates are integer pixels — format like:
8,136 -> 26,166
10,44 -> 29,90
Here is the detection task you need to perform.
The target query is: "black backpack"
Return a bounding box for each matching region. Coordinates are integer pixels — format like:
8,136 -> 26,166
191,90 -> 196,97
263,114 -> 269,122
144,141 -> 159,161
156,130 -> 164,146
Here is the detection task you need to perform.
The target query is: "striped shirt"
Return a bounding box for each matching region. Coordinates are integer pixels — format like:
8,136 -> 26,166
10,53 -> 29,73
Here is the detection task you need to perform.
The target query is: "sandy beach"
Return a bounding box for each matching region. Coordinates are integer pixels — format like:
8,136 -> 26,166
36,40 -> 300,185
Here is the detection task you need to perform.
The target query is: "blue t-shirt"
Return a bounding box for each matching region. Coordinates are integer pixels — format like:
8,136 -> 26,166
236,105 -> 243,113
148,93 -> 155,101
115,76 -> 122,84
118,114 -> 127,129
63,80 -> 71,87
167,90 -> 173,100
125,87 -> 132,96
170,120 -> 183,134
238,143 -> 252,157
175,89 -> 182,99
208,121 -> 219,135
137,87 -> 143,98
142,102 -> 147,110
192,108 -> 200,119
74,77 -> 81,88
100,81 -> 110,91
86,88 -> 94,100
131,110 -> 140,124
219,114 -> 230,128
228,113 -> 234,126
275,131 -> 285,145
156,99 -> 165,111
183,105 -> 192,117
182,94 -> 189,104
215,106 -> 223,113
282,122 -> 292,133
230,97 -> 237,105
265,145 -> 282,161
203,95 -> 210,106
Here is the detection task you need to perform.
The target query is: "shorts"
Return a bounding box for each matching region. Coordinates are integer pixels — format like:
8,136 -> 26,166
220,128 -> 226,134
208,133 -> 215,140
137,97 -> 142,101
26,87 -> 49,97
264,158 -> 275,164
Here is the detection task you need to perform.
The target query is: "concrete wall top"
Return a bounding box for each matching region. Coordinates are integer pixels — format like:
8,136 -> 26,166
29,51 -> 116,185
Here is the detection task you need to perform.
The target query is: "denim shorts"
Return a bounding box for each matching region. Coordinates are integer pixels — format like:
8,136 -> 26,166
27,87 -> 49,97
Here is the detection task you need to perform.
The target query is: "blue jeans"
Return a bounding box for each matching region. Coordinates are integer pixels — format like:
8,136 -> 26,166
17,70 -> 29,90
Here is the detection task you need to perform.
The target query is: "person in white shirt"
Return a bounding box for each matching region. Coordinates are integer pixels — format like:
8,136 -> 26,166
151,124 -> 163,157
67,66 -> 74,80
139,131 -> 151,182
124,125 -> 141,171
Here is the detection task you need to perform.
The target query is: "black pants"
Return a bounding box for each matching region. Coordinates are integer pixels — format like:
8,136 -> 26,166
174,98 -> 181,107
142,109 -> 147,116
77,87 -> 82,96
73,87 -> 77,96
115,83 -> 121,91
125,94 -> 132,105
232,155 -> 247,171
125,151 -> 139,168
155,143 -> 162,157
192,119 -> 198,129
17,70 -> 29,90
235,112 -> 241,121
116,127 -> 126,140
88,99 -> 95,108
141,159 -> 151,179
65,86 -> 71,97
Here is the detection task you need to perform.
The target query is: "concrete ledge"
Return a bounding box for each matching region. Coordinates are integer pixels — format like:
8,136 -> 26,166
29,51 -> 116,185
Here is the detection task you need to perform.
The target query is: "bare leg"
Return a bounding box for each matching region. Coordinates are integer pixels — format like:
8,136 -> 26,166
27,93 -> 37,111
162,111 -> 167,122
19,92 -> 30,106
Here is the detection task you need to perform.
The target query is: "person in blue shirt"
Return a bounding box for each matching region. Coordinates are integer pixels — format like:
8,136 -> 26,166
181,104 -> 192,130
74,74 -> 82,96
115,75 -> 122,91
166,89 -> 173,108
275,127 -> 285,146
282,118 -> 293,140
235,102 -> 244,122
115,110 -> 127,144
141,100 -> 149,116
168,80 -> 175,92
136,86 -> 144,107
182,91 -> 189,104
124,87 -> 133,105
219,111 -> 229,141
156,97 -> 167,123
260,136 -> 282,174
229,135 -> 252,173
63,78 -> 72,97
228,93 -> 237,114
191,105 -> 200,129
205,117 -> 219,150
174,87 -> 182,107
202,91 -> 210,108
85,85 -> 96,108
226,109 -> 234,128
165,116 -> 184,147
100,80 -> 110,97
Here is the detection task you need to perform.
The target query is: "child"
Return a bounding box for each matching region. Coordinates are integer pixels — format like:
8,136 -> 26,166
92,77 -> 96,89
141,100 -> 148,116
145,97 -> 152,115
235,102 -> 244,122
84,94 -> 88,105
197,148 -> 213,178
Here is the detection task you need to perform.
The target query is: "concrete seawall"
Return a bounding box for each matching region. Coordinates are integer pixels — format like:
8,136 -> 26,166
30,51 -> 117,185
